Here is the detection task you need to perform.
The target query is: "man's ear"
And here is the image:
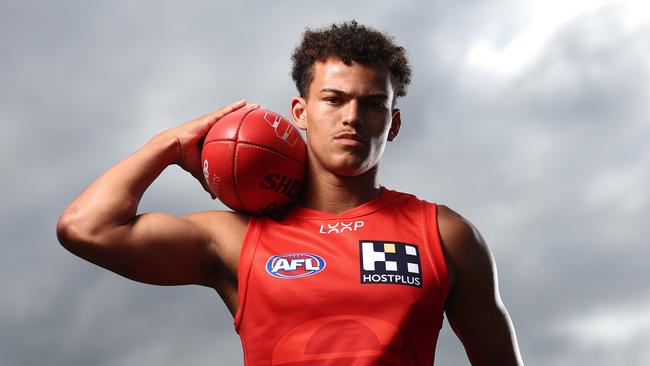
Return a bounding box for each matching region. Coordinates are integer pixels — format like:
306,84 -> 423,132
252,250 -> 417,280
291,97 -> 307,130
388,109 -> 401,141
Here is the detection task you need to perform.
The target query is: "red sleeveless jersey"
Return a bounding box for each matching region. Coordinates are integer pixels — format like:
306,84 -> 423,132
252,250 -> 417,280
234,188 -> 449,365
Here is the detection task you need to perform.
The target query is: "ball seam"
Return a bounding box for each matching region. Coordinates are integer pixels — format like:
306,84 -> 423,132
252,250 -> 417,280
204,139 -> 305,167
232,108 -> 258,211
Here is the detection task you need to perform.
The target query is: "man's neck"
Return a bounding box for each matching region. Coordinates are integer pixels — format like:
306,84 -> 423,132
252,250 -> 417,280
299,165 -> 382,214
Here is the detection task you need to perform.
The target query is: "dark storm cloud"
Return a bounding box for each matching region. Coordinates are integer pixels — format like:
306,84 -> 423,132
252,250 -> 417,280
399,5 -> 650,363
2,1 -> 649,365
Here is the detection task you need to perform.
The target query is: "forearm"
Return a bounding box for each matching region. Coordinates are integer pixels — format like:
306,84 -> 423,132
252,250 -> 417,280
57,134 -> 179,243
466,307 -> 523,366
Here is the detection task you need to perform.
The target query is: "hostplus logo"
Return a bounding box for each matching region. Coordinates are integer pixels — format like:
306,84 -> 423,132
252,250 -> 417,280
359,240 -> 422,288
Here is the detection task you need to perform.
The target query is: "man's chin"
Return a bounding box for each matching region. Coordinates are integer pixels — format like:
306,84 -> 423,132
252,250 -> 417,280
328,161 -> 375,178
308,153 -> 377,177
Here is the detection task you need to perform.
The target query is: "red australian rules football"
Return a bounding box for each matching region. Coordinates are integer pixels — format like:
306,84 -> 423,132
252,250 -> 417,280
201,105 -> 306,214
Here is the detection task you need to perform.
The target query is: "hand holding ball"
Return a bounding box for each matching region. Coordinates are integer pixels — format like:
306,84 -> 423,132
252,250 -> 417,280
201,106 -> 306,214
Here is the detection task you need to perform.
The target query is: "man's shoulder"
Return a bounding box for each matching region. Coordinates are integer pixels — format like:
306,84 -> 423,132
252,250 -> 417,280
382,187 -> 427,205
183,209 -> 250,226
383,188 -> 447,213
390,193 -> 486,261
435,205 -> 492,282
382,188 -> 469,224
435,204 -> 479,242
182,209 -> 251,247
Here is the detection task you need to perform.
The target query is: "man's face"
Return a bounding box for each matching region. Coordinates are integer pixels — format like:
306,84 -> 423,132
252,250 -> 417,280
291,57 -> 400,177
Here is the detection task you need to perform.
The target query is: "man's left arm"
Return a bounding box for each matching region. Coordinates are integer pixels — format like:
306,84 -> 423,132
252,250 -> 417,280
437,205 -> 524,366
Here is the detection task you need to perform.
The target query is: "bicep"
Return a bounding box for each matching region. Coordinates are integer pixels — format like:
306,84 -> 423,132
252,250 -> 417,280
438,205 -> 523,365
71,211 -> 218,287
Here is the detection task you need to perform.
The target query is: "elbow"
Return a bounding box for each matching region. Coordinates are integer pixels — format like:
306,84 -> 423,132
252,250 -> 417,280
56,209 -> 97,252
56,211 -> 80,250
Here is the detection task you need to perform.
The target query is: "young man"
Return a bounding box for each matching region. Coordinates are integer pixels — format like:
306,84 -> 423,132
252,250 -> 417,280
57,21 -> 523,365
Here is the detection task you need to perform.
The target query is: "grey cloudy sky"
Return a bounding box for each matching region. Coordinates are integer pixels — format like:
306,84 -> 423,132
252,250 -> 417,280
2,0 -> 649,365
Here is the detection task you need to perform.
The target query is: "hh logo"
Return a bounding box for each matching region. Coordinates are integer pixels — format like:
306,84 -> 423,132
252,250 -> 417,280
359,240 -> 422,288
266,253 -> 326,279
263,111 -> 300,147
319,220 -> 364,235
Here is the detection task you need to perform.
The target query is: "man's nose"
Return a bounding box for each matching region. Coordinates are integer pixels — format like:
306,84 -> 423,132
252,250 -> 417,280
341,100 -> 362,127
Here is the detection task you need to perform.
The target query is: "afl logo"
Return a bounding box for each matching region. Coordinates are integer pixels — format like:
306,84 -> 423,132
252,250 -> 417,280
266,253 -> 326,279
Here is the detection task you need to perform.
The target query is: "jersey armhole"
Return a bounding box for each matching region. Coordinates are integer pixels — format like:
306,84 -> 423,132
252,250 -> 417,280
233,215 -> 262,333
423,202 -> 450,302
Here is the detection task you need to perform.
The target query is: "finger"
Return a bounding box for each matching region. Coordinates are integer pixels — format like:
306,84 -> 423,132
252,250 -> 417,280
211,99 -> 248,120
192,100 -> 248,134
216,99 -> 248,116
243,103 -> 260,110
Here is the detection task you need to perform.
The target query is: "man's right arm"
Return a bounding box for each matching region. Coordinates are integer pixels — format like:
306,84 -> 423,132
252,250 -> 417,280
56,100 -> 249,289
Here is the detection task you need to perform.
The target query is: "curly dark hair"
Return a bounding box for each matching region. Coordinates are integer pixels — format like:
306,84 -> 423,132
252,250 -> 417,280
291,20 -> 411,101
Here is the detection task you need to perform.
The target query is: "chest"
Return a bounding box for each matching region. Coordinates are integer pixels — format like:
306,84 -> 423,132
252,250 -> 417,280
248,214 -> 439,313
234,201 -> 449,365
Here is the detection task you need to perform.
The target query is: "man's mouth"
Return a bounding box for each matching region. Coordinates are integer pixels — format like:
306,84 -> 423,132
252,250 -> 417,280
334,132 -> 366,144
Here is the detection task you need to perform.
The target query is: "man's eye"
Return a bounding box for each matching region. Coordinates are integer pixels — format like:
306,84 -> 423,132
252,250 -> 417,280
325,98 -> 342,105
367,101 -> 386,110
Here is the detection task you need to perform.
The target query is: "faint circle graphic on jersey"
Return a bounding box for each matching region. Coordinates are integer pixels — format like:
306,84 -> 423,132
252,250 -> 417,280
271,315 -> 403,365
266,253 -> 326,279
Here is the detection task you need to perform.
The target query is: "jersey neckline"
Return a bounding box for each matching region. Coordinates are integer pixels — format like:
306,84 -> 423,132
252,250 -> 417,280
286,186 -> 394,220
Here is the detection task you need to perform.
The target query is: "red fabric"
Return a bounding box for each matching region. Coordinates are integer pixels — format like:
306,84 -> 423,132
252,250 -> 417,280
235,188 -> 449,365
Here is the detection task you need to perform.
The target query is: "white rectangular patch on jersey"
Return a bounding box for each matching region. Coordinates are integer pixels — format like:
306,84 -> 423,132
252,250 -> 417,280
359,240 -> 423,288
